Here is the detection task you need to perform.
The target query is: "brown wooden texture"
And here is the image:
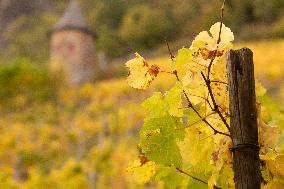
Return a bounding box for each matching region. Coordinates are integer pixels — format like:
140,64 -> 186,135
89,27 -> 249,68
226,48 -> 261,189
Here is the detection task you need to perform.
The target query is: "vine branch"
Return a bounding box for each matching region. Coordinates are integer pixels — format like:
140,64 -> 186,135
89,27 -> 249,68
200,0 -> 230,133
165,40 -> 229,136
210,80 -> 228,85
176,168 -> 207,184
186,92 -> 214,110
176,112 -> 217,130
207,0 -> 226,78
201,72 -> 230,132
166,39 -> 175,61
176,168 -> 222,189
173,70 -> 230,136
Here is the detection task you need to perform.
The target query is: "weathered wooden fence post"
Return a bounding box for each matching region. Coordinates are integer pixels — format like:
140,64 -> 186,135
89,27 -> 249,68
227,48 -> 261,189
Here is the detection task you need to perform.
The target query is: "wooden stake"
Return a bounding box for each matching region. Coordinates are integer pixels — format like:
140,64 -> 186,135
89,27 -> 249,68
227,48 -> 261,189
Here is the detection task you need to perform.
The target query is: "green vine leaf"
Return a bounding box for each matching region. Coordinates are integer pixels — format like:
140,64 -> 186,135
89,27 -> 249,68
175,48 -> 194,66
142,92 -> 167,118
165,83 -> 183,117
140,114 -> 185,167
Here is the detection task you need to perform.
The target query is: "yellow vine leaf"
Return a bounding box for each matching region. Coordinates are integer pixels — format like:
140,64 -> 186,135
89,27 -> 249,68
182,73 -> 207,105
126,160 -> 158,184
258,121 -> 280,150
266,154 -> 284,180
260,151 -> 279,161
210,22 -> 234,50
125,53 -> 160,90
208,137 -> 233,188
182,71 -> 193,87
193,22 -> 234,51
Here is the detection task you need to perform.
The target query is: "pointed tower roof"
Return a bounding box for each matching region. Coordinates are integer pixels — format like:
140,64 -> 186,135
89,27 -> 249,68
52,0 -> 95,37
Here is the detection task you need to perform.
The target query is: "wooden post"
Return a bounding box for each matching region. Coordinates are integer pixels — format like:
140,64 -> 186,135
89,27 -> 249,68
226,48 -> 261,189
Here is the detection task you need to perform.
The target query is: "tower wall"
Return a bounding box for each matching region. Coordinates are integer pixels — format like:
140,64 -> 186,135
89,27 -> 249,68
50,30 -> 95,86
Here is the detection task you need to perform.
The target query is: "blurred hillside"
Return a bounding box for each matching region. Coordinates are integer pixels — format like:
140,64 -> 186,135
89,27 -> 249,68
0,0 -> 284,63
0,58 -> 173,188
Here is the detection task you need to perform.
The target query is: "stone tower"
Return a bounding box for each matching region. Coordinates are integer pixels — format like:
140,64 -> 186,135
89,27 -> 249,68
50,0 -> 96,86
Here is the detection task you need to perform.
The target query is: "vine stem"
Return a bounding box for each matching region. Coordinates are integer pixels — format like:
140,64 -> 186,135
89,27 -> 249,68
173,70 -> 230,137
176,168 -> 222,189
187,92 -> 214,110
210,80 -> 228,85
201,72 -> 230,132
166,39 -> 175,61
176,168 -> 207,184
176,112 -> 217,130
207,0 -> 226,79
201,0 -> 230,133
164,40 -> 229,136
165,1 -> 230,135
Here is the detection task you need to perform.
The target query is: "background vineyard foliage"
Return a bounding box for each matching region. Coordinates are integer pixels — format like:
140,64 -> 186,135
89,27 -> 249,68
0,39 -> 283,188
0,61 -> 173,188
0,0 -> 284,61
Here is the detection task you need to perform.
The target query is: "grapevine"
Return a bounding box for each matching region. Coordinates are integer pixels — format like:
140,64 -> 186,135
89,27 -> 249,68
126,1 -> 284,188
